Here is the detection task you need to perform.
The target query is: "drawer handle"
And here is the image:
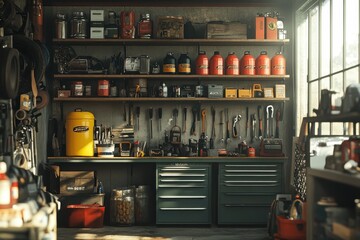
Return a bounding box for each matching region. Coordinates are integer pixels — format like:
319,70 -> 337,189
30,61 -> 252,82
159,173 -> 206,177
160,179 -> 205,182
225,170 -> 277,173
224,193 -> 274,196
159,196 -> 206,199
224,204 -> 270,207
161,168 -> 207,171
224,174 -> 277,177
224,184 -> 278,187
224,165 -> 277,167
160,208 -> 206,211
225,180 -> 277,183
158,184 -> 205,188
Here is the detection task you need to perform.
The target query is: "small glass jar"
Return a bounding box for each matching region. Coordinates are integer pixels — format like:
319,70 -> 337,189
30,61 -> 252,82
137,13 -> 152,39
135,185 -> 150,225
71,81 -> 83,96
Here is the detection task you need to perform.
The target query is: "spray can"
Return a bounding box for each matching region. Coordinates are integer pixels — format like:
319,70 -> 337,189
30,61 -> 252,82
225,52 -> 239,75
209,51 -> 223,75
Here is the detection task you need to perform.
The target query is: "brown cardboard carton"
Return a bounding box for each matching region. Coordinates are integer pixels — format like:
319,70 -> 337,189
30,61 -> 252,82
60,171 -> 96,195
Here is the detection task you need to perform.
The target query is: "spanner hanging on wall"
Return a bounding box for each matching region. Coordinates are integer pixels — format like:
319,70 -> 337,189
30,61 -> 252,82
210,106 -> 215,149
266,105 -> 274,138
232,115 -> 241,139
201,109 -> 206,135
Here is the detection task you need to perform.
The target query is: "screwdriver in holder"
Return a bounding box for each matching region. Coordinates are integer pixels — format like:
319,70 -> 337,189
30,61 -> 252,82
136,106 -> 140,131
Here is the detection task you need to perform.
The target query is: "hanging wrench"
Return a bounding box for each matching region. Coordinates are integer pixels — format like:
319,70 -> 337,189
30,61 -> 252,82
232,115 -> 241,139
266,105 -> 274,138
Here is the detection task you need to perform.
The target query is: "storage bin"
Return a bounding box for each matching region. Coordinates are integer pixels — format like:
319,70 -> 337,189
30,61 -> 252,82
276,216 -> 306,240
67,204 -> 105,228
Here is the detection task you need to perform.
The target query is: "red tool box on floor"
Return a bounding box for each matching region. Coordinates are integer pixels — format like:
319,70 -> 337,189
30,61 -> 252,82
67,204 -> 105,228
276,216 -> 306,240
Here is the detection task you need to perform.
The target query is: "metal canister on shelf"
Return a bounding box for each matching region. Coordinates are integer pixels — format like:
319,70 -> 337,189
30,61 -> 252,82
137,13 -> 153,39
255,51 -> 270,75
70,11 -> 87,38
163,52 -> 176,74
240,51 -> 255,75
55,13 -> 67,39
225,52 -> 239,75
135,185 -> 150,225
178,53 -> 191,74
98,80 -> 110,96
195,51 -> 208,75
271,52 -> 286,75
110,187 -> 135,225
71,81 -> 83,96
209,51 -> 223,75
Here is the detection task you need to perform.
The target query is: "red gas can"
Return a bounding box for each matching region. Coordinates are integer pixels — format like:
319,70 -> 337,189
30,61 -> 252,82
240,51 -> 255,75
271,52 -> 286,75
120,11 -> 135,39
195,51 -> 208,75
255,51 -> 270,75
225,52 -> 239,75
209,51 -> 223,75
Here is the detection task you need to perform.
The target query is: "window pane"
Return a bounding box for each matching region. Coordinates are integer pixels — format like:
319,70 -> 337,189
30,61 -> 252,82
344,67 -> 359,87
332,73 -> 344,94
309,6 -> 319,80
345,0 -> 359,67
309,81 -> 319,117
321,0 -> 330,76
331,123 -> 344,135
331,0 -> 344,73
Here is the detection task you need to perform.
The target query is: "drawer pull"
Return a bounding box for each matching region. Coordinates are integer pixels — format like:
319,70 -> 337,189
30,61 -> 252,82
159,196 -> 206,199
161,168 -> 207,171
158,184 -> 205,188
225,170 -> 277,173
160,207 -> 206,211
224,184 -> 278,187
225,180 -> 277,183
224,192 -> 274,196
224,204 -> 270,207
160,179 -> 205,182
159,173 -> 206,177
224,164 -> 277,167
224,174 -> 277,177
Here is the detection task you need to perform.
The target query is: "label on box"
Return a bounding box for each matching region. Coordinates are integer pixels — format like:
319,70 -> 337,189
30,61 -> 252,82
264,88 -> 274,98
90,27 -> 104,39
225,88 -> 237,98
275,84 -> 286,98
60,171 -> 95,195
90,10 -> 104,22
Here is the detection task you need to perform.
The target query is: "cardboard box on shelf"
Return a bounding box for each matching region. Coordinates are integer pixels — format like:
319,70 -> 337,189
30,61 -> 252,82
60,171 -> 96,195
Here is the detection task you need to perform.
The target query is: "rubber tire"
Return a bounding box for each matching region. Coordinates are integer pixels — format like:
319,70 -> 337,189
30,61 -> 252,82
12,34 -> 45,90
0,47 -> 20,99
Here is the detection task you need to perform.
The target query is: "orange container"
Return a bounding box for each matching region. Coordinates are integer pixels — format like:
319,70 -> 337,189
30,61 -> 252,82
196,51 -> 209,75
271,52 -> 286,75
255,51 -> 270,75
209,51 -> 223,75
225,52 -> 239,75
67,204 -> 105,228
255,15 -> 265,39
265,16 -> 278,40
240,51 -> 255,75
276,216 -> 306,240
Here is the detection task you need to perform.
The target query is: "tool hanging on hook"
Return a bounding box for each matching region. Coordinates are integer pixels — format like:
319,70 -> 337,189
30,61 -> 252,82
210,106 -> 215,149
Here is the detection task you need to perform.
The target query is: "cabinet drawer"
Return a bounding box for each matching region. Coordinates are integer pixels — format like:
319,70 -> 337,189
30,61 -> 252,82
158,187 -> 208,196
157,207 -> 210,224
219,193 -> 275,205
158,197 -> 209,209
218,204 -> 270,224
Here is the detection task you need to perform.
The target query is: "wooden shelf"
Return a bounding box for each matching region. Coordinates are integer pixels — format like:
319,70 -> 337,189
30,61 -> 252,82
307,168 -> 360,189
53,97 -> 290,102
303,113 -> 360,123
48,156 -> 288,163
52,38 -> 290,46
53,74 -> 290,80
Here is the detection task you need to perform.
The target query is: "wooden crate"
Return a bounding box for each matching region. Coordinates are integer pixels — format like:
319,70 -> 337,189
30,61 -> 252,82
207,22 -> 247,39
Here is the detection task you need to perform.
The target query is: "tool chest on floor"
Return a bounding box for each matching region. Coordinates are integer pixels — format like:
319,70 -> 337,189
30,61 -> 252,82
156,163 -> 212,224
218,161 -> 283,224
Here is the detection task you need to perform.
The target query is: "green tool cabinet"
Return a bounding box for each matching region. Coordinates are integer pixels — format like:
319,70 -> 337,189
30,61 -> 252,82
218,161 -> 283,224
156,163 -> 212,224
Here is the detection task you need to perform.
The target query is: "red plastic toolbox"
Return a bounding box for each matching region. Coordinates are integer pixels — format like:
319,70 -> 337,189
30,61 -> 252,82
276,216 -> 306,240
67,204 -> 105,228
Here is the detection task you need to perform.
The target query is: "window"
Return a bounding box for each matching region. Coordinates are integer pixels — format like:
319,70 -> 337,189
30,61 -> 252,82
295,0 -> 360,135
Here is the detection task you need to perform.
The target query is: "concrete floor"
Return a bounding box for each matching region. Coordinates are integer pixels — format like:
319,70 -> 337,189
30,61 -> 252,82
57,226 -> 269,240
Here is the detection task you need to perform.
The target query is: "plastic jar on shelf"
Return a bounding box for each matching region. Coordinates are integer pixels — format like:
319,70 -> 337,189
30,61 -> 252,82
110,187 -> 135,225
135,185 -> 150,225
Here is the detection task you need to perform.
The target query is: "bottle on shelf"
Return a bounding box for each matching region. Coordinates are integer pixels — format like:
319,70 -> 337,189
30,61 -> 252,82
271,52 -> 286,75
195,51 -> 208,75
209,51 -> 223,75
225,52 -> 239,75
105,11 -> 119,39
255,51 -> 270,75
240,51 -> 255,75
137,13 -> 153,39
178,53 -> 191,74
162,52 -> 176,74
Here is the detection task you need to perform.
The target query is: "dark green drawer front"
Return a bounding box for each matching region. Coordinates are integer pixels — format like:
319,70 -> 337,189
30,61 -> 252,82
219,193 -> 276,205
218,205 -> 271,224
219,163 -> 282,193
156,163 -> 211,224
158,187 -> 208,196
158,197 -> 209,208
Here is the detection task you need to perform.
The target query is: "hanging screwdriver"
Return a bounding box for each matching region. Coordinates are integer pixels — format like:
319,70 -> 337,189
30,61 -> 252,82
182,107 -> 187,133
158,108 -> 162,131
136,106 -> 140,131
149,108 -> 153,139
